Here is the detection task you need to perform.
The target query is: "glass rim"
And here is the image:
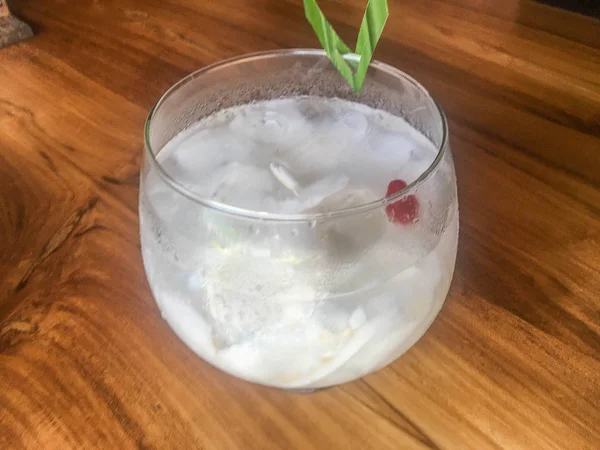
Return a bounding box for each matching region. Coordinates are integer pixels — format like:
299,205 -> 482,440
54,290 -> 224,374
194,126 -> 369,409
144,48 -> 449,223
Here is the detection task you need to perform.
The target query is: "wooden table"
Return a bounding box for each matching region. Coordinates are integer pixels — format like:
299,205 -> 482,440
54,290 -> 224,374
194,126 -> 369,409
1,1 -> 599,448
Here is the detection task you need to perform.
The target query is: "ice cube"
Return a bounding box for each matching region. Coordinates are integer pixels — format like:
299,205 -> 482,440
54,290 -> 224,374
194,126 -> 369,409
229,100 -> 310,147
187,271 -> 206,292
343,312 -> 417,375
297,96 -> 335,120
270,174 -> 349,213
174,129 -> 226,168
160,297 -> 217,358
144,173 -> 205,237
342,111 -> 369,137
310,188 -> 388,260
216,343 -> 263,379
285,317 -> 378,388
203,254 -> 318,347
300,174 -> 350,209
367,131 -> 413,168
349,307 -> 367,329
399,147 -> 436,184
171,129 -> 252,187
144,181 -> 178,222
206,162 -> 274,210
316,306 -> 351,334
283,119 -> 353,176
287,109 -> 368,175
217,324 -> 328,385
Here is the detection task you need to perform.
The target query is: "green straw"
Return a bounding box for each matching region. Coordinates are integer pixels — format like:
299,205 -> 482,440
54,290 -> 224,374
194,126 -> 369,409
303,0 -> 389,94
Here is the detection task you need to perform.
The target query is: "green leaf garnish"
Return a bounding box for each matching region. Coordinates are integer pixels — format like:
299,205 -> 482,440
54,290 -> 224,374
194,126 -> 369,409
303,0 -> 389,94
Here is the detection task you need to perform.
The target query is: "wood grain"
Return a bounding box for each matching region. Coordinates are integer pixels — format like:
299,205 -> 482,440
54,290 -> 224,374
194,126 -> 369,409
1,2 -> 10,19
1,0 -> 599,448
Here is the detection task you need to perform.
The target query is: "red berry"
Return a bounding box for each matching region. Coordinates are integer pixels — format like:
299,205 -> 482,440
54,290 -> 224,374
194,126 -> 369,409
385,179 -> 419,224
386,179 -> 408,196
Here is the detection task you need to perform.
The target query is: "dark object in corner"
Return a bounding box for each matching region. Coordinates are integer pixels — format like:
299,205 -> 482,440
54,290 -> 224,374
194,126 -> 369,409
0,0 -> 33,49
536,0 -> 600,17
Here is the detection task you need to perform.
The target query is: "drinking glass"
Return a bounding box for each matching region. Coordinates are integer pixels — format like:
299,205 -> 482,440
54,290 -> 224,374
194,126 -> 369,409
140,49 -> 458,389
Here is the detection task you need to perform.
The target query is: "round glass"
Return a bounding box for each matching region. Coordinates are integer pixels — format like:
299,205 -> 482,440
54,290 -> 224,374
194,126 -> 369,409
140,49 -> 459,390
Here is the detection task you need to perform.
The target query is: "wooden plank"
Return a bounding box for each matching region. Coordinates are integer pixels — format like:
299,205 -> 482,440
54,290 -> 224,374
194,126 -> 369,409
0,0 -> 599,448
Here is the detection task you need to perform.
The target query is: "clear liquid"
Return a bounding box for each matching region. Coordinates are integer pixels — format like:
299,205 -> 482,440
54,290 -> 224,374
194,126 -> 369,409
140,96 -> 458,388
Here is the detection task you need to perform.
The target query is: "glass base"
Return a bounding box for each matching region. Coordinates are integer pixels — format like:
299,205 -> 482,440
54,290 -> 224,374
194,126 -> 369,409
285,387 -> 331,394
